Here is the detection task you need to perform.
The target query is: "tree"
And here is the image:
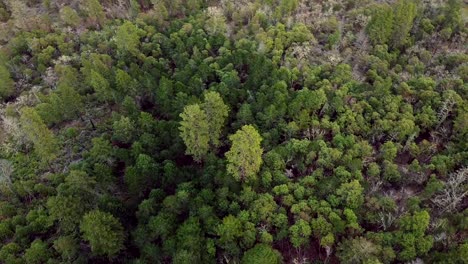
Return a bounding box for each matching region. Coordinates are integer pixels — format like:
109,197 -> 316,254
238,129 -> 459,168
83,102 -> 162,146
115,21 -> 141,56
205,7 -> 227,35
381,141 -> 398,161
80,210 -> 125,257
216,215 -> 243,255
201,91 -> 229,148
0,159 -> 13,193
125,154 -> 157,197
390,0 -> 417,49
336,180 -> 364,210
225,125 -> 263,182
58,82 -> 83,118
47,170 -> 96,232
89,137 -> 114,164
179,104 -> 210,162
366,4 -> 394,45
289,219 -> 311,248
24,239 -> 50,264
81,0 -> 106,28
60,6 -> 80,27
90,70 -> 113,102
113,116 -> 136,144
115,69 -> 136,97
0,60 -> 13,100
442,0 -> 463,35
19,107 -> 59,164
241,244 -> 282,264
432,167 -> 467,213
53,236 -> 79,261
337,237 -> 382,264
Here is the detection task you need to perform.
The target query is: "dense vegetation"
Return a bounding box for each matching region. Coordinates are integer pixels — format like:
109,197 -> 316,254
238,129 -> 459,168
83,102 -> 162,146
0,0 -> 466,263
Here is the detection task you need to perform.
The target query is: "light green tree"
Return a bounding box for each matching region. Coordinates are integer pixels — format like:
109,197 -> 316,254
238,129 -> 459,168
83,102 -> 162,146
201,91 -> 229,148
336,180 -> 364,210
289,219 -> 312,248
19,107 -> 59,164
90,70 -> 113,102
80,210 -> 125,257
226,125 -> 263,182
179,104 -> 210,162
115,21 -> 141,56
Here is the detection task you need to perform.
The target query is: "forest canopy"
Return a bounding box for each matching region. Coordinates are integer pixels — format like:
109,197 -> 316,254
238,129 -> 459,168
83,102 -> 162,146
0,0 -> 466,263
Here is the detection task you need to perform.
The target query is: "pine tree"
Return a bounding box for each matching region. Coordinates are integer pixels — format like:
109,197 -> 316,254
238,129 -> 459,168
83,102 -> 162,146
179,104 -> 210,162
80,210 -> 124,257
366,4 -> 394,45
390,0 -> 417,49
201,91 -> 229,148
225,125 -> 263,182
0,60 -> 13,100
19,107 -> 59,164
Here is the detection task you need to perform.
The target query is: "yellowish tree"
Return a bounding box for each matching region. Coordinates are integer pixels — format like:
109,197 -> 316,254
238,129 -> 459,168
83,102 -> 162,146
225,125 -> 263,182
179,104 -> 210,162
201,91 -> 229,148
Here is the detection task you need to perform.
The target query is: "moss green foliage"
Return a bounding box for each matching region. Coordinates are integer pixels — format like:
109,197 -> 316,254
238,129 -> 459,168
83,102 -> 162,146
0,0 -> 466,263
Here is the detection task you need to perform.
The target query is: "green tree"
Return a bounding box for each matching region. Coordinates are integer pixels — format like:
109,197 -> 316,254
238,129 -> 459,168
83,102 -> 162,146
201,91 -> 229,148
381,141 -> 398,161
47,170 -> 96,232
89,137 -> 114,164
336,180 -> 364,210
113,116 -> 136,144
289,219 -> 311,248
366,4 -> 394,45
60,6 -> 80,27
56,83 -> 83,121
443,0 -> 463,34
115,21 -> 141,56
241,244 -> 282,264
0,60 -> 13,100
53,236 -> 79,261
24,239 -> 50,264
90,70 -> 113,102
19,107 -> 59,164
81,0 -> 106,27
179,104 -> 210,162
115,69 -> 136,97
216,215 -> 243,255
225,125 -> 263,182
390,0 -> 417,48
80,210 -> 125,257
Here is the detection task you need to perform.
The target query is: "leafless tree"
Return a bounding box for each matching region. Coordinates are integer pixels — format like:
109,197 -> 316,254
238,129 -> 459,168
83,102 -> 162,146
432,167 -> 468,213
0,159 -> 14,192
